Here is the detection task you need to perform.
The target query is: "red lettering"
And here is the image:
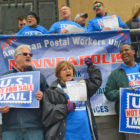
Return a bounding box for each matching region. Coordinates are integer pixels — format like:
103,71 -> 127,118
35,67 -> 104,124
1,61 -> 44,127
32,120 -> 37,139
9,87 -> 12,93
1,37 -> 17,50
3,42 -> 9,48
79,55 -> 89,65
6,39 -> 13,45
43,58 -> 55,68
110,53 -> 115,63
116,53 -> 123,63
9,60 -> 16,70
91,54 -> 100,64
117,30 -> 121,33
124,35 -> 128,39
22,85 -> 27,91
68,57 -> 78,66
126,109 -> 131,117
32,59 -> 42,68
56,58 -> 65,65
125,109 -> 140,118
13,86 -> 17,92
1,45 -> 6,50
117,30 -> 128,40
102,54 -> 110,64
30,84 -> 34,91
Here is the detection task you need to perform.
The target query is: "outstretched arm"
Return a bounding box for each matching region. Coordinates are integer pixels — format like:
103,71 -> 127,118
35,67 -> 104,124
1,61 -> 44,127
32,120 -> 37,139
85,58 -> 102,98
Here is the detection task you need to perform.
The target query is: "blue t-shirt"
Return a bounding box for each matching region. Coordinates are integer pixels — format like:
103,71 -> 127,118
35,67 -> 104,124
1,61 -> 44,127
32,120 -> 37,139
122,63 -> 140,88
15,25 -> 49,35
87,14 -> 126,32
60,85 -> 92,140
49,19 -> 85,33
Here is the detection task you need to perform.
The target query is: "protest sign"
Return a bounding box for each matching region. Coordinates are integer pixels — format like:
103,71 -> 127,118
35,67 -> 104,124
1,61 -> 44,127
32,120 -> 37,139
0,30 -> 130,115
0,71 -> 40,108
120,88 -> 140,134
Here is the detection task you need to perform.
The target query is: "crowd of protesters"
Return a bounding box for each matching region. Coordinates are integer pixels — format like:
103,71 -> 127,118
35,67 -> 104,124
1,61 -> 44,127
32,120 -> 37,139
15,1 -> 129,35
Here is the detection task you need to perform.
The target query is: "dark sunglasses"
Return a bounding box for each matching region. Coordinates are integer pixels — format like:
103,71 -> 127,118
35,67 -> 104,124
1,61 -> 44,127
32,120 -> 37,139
93,3 -> 102,10
19,52 -> 33,57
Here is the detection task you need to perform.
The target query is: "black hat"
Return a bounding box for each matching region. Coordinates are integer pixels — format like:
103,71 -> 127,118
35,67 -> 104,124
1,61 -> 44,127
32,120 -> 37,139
27,11 -> 40,24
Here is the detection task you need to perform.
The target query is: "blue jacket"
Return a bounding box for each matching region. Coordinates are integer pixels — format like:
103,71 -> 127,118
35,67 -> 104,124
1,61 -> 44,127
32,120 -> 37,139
2,66 -> 48,131
87,14 -> 127,32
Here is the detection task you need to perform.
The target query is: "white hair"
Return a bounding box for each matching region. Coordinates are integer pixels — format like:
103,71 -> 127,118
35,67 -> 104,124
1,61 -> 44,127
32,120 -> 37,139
14,44 -> 31,57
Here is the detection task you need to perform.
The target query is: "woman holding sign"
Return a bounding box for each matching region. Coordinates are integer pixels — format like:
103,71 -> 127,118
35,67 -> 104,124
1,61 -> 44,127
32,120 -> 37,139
42,59 -> 102,140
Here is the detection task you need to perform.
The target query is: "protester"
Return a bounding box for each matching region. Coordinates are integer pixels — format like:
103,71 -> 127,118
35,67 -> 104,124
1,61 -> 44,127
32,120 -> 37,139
49,5 -> 85,33
87,1 -> 127,32
17,16 -> 27,30
75,13 -> 88,29
0,44 -> 48,140
104,43 -> 140,140
42,59 -> 102,140
126,6 -> 140,62
16,12 -> 48,35
126,6 -> 140,29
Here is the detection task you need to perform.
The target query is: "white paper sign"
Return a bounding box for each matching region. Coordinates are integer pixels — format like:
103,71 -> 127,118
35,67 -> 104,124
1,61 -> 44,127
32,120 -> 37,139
66,80 -> 87,101
65,25 -> 85,33
103,15 -> 119,28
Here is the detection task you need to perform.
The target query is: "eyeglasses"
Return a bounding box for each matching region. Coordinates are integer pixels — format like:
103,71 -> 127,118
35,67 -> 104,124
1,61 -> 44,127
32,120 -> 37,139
19,53 -> 33,57
93,3 -> 103,10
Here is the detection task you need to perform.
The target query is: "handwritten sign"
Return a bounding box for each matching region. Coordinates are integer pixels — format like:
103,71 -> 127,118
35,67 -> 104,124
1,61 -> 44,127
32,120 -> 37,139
103,15 -> 119,29
66,80 -> 87,110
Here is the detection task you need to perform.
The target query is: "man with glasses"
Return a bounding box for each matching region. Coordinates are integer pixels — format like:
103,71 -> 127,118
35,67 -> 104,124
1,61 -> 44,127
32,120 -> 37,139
16,12 -> 48,35
0,45 -> 48,140
87,1 -> 127,32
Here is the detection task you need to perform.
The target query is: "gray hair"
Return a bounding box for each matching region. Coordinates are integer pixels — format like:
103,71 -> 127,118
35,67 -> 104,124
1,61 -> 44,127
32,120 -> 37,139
14,44 -> 31,57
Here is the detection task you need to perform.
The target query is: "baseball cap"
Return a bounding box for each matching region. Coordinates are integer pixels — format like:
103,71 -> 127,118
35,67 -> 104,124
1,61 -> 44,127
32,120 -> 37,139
75,13 -> 88,20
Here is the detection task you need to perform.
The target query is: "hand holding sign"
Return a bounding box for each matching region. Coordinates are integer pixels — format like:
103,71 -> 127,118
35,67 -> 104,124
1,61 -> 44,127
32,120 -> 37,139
102,27 -> 112,31
129,87 -> 136,92
35,91 -> 43,101
61,28 -> 68,34
0,105 -> 10,113
67,102 -> 76,112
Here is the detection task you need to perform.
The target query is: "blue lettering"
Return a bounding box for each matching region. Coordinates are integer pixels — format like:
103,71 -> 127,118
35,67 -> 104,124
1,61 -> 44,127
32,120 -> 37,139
93,105 -> 109,113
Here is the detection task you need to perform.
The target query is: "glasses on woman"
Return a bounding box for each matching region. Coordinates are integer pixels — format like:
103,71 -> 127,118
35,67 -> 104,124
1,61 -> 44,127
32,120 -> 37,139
93,3 -> 103,10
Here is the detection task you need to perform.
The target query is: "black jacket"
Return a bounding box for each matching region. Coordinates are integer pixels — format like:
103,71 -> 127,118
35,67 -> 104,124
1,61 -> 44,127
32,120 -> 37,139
2,66 -> 48,131
42,64 -> 102,140
127,18 -> 140,29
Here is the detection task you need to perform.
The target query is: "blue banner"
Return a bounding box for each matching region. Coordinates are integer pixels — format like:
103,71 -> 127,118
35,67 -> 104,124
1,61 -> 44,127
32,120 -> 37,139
120,88 -> 140,134
0,71 -> 40,108
0,29 -> 131,115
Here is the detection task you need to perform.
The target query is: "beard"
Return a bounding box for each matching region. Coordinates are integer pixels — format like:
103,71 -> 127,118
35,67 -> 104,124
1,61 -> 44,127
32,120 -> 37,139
96,12 -> 107,17
96,12 -> 103,17
80,23 -> 85,27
